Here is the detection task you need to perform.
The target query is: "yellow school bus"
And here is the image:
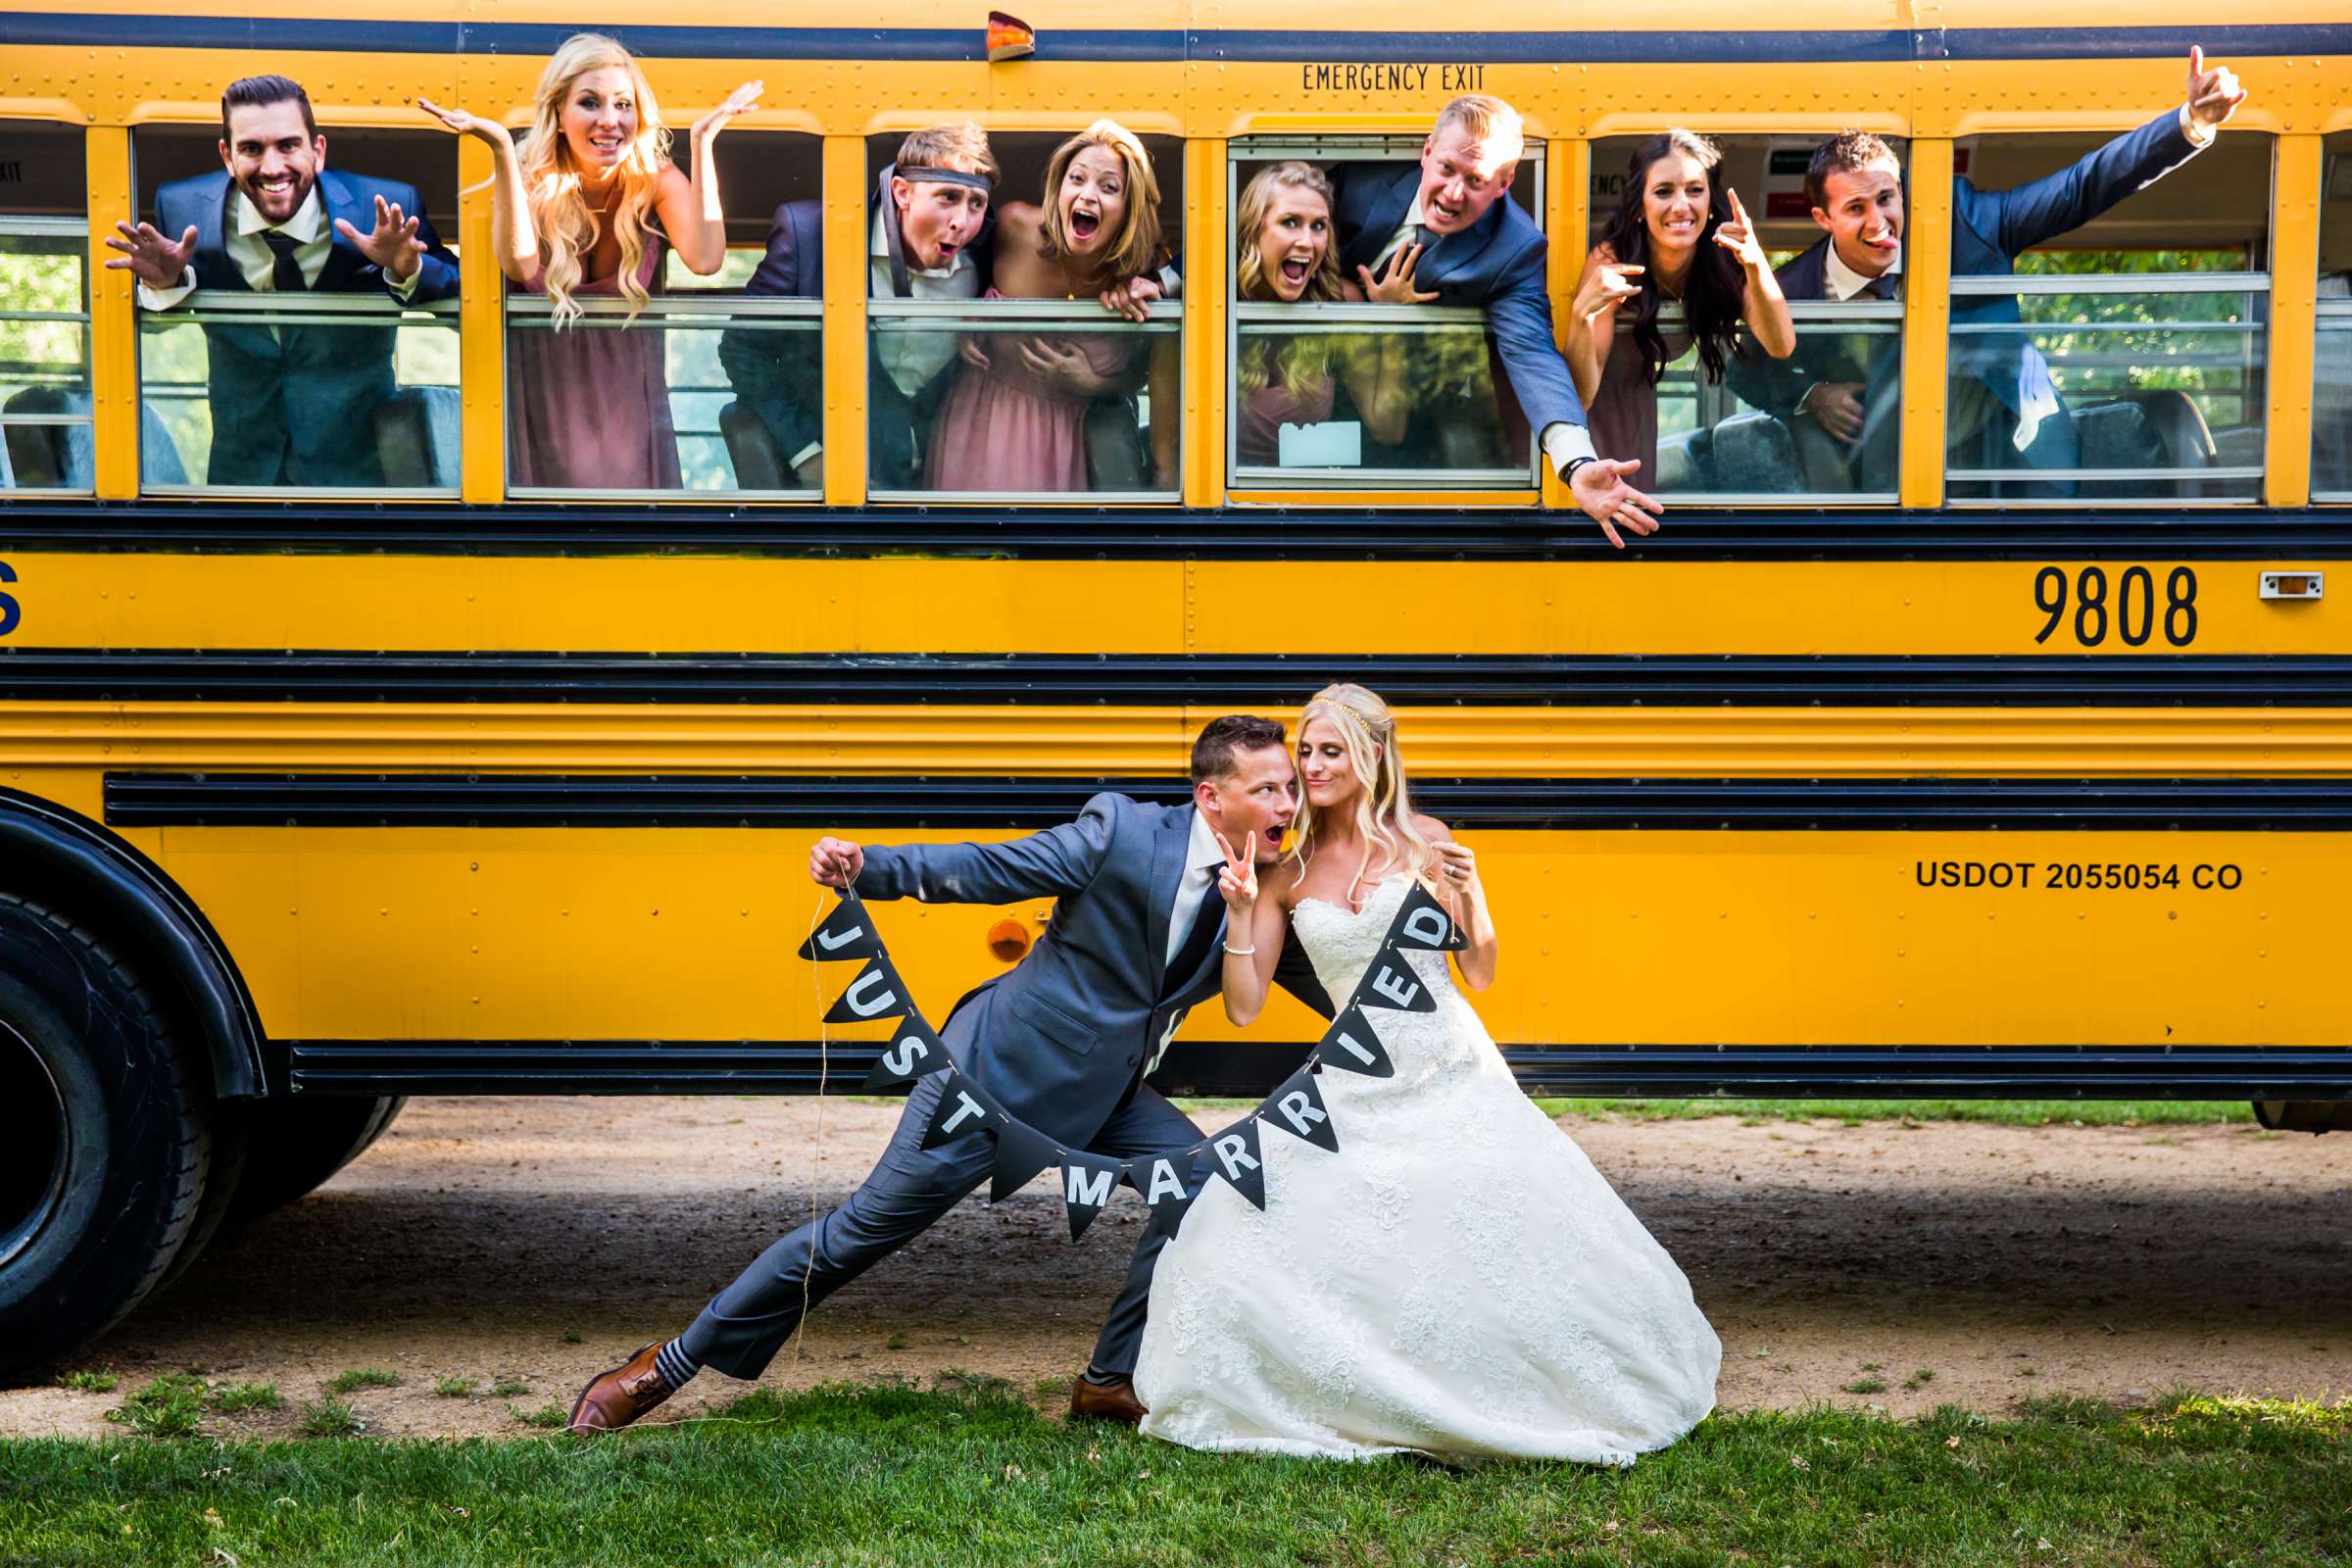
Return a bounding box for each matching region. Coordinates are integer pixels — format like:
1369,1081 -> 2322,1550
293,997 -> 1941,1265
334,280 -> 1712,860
1,0 -> 2348,1371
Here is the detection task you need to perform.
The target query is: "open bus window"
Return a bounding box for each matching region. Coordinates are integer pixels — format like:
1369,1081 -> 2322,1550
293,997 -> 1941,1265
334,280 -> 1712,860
1228,138 -> 1542,493
864,129 -> 1184,500
1586,132 -> 1905,504
508,130 -> 819,499
1944,126 -> 2271,505
128,122 -> 461,496
0,122 -> 93,492
2314,132 -> 2352,499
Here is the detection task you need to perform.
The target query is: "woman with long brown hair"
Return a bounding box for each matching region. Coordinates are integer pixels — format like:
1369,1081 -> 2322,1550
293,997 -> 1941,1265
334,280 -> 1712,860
422,33 -> 760,489
1131,682 -> 1721,1463
1565,130 -> 1795,482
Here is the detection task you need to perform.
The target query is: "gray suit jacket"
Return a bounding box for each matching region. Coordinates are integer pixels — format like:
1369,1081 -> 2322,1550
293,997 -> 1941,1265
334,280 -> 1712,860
860,792 -> 1330,1147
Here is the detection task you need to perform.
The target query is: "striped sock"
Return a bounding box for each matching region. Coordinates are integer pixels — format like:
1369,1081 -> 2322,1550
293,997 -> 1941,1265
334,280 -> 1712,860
653,1338 -> 701,1391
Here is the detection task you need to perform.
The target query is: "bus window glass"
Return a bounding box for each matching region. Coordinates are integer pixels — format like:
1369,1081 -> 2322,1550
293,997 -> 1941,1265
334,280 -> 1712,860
1228,140 -> 1541,492
1590,132 -> 1905,504
0,123 -> 92,492
2314,131 -> 2352,499
130,123 -> 462,496
866,130 -> 1184,500
509,131 -> 820,498
1945,127 -> 2271,505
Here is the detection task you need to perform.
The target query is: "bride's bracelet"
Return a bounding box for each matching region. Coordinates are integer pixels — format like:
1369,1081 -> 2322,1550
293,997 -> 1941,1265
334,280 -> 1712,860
1223,943 -> 1256,956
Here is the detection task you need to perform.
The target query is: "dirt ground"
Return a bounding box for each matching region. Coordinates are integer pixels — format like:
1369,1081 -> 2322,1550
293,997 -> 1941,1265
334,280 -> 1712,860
7,1098 -> 2349,1439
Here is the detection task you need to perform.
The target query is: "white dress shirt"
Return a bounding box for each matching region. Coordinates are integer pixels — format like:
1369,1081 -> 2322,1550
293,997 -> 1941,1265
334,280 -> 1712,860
136,183 -> 420,313
1148,807 -> 1225,1073
1823,240 -> 1902,303
1372,192 -> 1597,479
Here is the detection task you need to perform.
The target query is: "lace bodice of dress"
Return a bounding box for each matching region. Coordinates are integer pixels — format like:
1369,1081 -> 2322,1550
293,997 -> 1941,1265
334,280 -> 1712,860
1291,873 -> 1436,1004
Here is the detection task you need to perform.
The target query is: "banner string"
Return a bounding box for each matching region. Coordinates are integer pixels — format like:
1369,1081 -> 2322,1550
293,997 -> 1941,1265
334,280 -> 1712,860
794,884 -> 833,1366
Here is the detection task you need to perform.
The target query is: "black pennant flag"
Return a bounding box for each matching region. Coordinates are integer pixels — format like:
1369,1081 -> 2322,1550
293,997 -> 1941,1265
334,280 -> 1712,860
1316,1005 -> 1396,1078
1125,1149 -> 1200,1238
822,954 -> 911,1025
919,1069 -> 1004,1151
858,1010 -> 948,1092
1357,954 -> 1438,1014
1057,1150 -> 1124,1242
990,1118 -> 1061,1202
799,891 -> 884,961
1201,1115 -> 1268,1210
1384,881 -> 1468,953
1263,1069 -> 1340,1152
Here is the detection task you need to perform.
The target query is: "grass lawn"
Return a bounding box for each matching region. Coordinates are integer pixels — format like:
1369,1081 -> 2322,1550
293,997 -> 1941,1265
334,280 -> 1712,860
4,1379 -> 2344,1567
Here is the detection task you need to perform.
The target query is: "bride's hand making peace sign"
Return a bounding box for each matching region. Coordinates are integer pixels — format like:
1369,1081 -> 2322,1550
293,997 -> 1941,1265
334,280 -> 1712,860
1214,830 -> 1259,912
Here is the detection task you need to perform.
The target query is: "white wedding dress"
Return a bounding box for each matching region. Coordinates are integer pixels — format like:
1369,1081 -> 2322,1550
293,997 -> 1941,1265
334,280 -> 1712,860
1133,875 -> 1721,1462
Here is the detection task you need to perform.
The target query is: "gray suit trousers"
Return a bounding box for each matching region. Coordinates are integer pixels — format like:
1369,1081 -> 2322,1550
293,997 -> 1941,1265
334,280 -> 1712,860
678,1067 -> 1202,1383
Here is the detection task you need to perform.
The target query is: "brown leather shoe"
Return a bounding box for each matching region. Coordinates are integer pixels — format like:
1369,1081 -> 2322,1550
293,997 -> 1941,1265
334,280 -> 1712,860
567,1343 -> 674,1437
1069,1374 -> 1147,1426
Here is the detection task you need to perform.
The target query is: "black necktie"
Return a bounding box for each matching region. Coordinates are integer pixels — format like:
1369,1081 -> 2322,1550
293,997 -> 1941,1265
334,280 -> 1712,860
1160,864 -> 1227,998
262,228 -> 307,293
1867,273 -> 1896,302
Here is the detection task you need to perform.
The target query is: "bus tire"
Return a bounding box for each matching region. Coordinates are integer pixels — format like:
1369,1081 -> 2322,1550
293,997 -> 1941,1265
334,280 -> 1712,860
224,1096 -> 407,1226
0,894 -> 211,1383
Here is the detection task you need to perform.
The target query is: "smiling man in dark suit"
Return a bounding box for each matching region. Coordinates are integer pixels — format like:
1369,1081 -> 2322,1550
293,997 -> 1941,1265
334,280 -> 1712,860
104,74 -> 458,488
1331,94 -> 1663,548
1729,45 -> 2246,494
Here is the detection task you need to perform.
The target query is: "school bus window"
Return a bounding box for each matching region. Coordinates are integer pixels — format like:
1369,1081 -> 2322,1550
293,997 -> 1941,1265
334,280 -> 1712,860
1591,132 -> 1905,504
866,127 -> 1183,501
0,122 -> 92,493
127,122 -> 462,496
506,130 -> 819,499
1228,139 -> 1543,492
2312,132 -> 2352,500
1944,126 -> 2271,505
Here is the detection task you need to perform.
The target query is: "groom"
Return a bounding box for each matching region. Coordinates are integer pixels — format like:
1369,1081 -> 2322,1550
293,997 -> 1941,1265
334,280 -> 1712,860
569,715 -> 1332,1433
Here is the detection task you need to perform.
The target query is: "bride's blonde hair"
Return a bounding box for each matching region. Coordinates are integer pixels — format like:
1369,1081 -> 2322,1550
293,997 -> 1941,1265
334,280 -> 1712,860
1286,683 -> 1441,896
518,32 -> 670,327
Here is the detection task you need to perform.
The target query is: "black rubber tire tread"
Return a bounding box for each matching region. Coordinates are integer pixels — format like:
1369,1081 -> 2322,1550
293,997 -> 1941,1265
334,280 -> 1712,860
0,893 -> 209,1381
153,1097 -> 251,1298
223,1095 -> 407,1226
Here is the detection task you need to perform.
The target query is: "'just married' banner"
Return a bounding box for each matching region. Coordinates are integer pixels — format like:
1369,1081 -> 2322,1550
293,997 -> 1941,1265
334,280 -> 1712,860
805,880 -> 1466,1242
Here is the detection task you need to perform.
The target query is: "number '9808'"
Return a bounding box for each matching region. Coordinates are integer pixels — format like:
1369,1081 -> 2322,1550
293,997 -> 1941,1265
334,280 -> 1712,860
2032,565 -> 2197,648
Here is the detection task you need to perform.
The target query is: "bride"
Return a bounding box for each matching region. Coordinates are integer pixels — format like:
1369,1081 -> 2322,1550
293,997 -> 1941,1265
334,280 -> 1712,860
1132,683 -> 1721,1462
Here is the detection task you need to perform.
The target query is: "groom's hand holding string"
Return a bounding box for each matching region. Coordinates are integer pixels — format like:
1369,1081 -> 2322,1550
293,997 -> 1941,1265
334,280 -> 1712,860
808,835 -> 864,887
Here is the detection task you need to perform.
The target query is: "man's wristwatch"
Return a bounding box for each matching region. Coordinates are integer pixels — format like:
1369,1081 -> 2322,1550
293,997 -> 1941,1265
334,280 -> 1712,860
1561,455 -> 1598,487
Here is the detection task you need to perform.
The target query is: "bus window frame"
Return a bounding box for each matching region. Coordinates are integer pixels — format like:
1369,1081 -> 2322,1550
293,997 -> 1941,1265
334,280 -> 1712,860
136,287 -> 462,501
1224,135 -> 1546,503
501,288 -> 825,504
861,293 -> 1185,506
1942,267 -> 2272,509
0,214 -> 96,496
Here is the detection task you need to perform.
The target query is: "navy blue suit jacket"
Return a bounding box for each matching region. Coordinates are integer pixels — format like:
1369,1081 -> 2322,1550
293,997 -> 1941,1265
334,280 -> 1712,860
155,168 -> 457,487
1330,163 -> 1588,441
1732,110 -> 2203,472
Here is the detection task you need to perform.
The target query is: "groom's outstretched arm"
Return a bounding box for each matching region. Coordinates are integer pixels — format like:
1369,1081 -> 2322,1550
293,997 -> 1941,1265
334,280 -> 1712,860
816,793 -> 1121,906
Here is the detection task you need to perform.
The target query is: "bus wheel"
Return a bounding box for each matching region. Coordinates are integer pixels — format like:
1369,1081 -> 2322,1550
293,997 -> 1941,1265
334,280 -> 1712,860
225,1096 -> 408,1226
0,894 -> 211,1383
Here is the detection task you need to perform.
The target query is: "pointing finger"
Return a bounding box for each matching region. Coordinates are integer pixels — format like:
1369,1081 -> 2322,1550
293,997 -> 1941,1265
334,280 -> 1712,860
1244,831 -> 1256,866
2188,44 -> 2203,85
1727,187 -> 1751,227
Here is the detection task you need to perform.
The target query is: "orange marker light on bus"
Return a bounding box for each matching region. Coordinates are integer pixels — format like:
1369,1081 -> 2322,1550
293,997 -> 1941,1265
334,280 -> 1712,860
987,11 -> 1034,62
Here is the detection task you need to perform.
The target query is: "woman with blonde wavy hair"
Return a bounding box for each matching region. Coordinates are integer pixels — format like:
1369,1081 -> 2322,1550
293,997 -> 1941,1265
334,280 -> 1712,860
422,34 -> 760,489
1131,680 -> 1723,1463
923,119 -> 1176,492
1233,165 -> 1409,467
